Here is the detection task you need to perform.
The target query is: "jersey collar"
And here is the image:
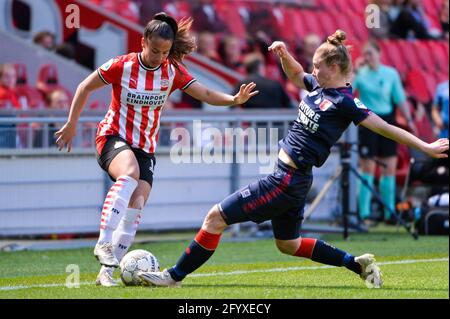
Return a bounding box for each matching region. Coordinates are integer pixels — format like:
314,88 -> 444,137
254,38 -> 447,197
138,53 -> 162,71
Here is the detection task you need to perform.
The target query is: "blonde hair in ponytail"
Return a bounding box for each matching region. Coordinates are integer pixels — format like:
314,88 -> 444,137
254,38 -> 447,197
316,29 -> 352,76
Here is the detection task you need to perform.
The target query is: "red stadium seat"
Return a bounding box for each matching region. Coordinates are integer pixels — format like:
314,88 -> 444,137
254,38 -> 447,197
214,1 -> 246,36
13,63 -> 44,109
36,63 -> 72,101
288,9 -> 311,39
399,40 -> 422,71
378,40 -> 408,75
405,68 -> 432,104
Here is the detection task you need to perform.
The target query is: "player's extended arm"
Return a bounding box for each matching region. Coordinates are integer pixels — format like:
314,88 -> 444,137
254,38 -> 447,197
268,41 -> 306,89
55,71 -> 107,152
397,100 -> 417,135
184,81 -> 258,106
360,112 -> 449,158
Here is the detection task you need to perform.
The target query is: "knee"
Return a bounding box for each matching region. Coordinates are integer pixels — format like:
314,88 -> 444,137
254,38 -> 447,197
125,168 -> 140,181
202,205 -> 227,233
275,239 -> 299,255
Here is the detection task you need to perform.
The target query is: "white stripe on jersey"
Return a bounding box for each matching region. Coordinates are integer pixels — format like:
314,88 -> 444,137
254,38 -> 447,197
99,109 -> 115,136
119,61 -> 133,139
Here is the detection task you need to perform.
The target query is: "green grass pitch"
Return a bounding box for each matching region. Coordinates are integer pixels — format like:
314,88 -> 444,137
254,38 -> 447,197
0,228 -> 448,299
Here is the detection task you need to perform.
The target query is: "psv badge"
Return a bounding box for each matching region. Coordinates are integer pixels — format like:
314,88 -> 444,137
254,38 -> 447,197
161,78 -> 169,89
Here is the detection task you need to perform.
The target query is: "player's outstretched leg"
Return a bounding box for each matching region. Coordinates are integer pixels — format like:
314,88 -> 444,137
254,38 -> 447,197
138,205 -> 226,287
275,238 -> 383,288
94,175 -> 138,268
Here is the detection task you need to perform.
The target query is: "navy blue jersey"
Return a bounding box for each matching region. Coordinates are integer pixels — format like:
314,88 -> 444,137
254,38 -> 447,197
279,74 -> 372,168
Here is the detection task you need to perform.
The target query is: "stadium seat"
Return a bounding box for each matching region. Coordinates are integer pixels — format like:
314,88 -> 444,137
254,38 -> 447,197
36,64 -> 72,100
405,68 -> 432,104
399,40 -> 423,71
214,1 -> 246,36
378,40 -> 408,75
13,63 -> 44,109
288,9 -> 311,40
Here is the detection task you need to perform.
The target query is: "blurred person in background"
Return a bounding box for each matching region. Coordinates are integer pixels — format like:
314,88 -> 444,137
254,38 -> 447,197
218,35 -> 245,74
55,12 -> 258,287
196,31 -> 221,63
390,0 -> 435,39
297,33 -> 322,73
431,80 -> 449,139
354,40 -> 416,225
33,89 -> 71,148
234,54 -> 292,110
368,0 -> 394,39
33,31 -> 56,51
439,0 -> 449,40
0,64 -> 21,109
0,64 -> 22,148
191,0 -> 228,33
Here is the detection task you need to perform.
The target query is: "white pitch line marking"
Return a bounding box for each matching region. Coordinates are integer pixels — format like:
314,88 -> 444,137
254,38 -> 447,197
1,258 -> 448,291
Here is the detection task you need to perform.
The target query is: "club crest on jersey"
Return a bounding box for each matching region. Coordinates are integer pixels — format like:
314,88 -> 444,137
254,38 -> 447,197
319,99 -> 333,111
161,78 -> 170,89
354,98 -> 367,109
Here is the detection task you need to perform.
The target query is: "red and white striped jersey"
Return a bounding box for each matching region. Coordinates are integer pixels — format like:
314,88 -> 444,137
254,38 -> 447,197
96,52 -> 196,154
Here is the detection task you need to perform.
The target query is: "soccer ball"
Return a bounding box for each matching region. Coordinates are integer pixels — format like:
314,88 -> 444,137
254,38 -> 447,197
119,249 -> 160,286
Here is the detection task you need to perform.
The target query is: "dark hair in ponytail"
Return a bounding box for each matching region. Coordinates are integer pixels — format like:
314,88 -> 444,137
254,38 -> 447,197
143,12 -> 196,66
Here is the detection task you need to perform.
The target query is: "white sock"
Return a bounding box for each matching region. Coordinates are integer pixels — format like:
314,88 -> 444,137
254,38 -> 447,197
97,176 -> 138,244
112,208 -> 142,262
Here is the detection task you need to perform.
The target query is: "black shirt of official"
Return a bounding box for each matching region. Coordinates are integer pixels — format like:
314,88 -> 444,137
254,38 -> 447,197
234,74 -> 292,109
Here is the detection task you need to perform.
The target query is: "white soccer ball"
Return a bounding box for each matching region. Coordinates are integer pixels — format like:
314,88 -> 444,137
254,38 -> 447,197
119,249 -> 160,286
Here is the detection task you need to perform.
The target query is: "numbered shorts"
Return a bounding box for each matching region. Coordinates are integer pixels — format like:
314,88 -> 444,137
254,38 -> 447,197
218,160 -> 313,240
96,135 -> 156,186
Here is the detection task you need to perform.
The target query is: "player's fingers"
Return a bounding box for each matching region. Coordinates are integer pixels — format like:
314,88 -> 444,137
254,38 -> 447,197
245,82 -> 256,92
67,140 -> 72,153
249,90 -> 259,97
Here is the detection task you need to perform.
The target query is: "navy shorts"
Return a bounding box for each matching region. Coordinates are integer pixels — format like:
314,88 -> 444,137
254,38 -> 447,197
358,112 -> 397,158
96,135 -> 156,186
218,160 -> 313,240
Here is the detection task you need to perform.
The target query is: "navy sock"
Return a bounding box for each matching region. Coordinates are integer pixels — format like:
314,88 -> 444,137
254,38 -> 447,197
168,240 -> 215,281
295,238 -> 361,274
168,229 -> 221,281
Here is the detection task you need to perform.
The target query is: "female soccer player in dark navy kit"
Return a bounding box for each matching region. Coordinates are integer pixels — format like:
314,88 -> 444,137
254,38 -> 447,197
55,13 -> 258,286
138,30 -> 449,289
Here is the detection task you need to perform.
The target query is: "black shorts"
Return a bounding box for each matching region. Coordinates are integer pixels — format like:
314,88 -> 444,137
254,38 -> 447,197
96,135 -> 156,186
358,112 -> 397,158
218,160 -> 313,240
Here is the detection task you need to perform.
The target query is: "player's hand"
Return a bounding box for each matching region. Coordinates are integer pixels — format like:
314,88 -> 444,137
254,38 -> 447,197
233,82 -> 259,105
423,138 -> 449,158
268,41 -> 288,58
54,121 -> 77,152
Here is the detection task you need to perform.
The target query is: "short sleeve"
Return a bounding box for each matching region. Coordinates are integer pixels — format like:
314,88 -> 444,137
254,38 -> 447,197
340,97 -> 372,125
97,57 -> 123,85
172,63 -> 196,91
303,73 -> 320,92
391,70 -> 406,105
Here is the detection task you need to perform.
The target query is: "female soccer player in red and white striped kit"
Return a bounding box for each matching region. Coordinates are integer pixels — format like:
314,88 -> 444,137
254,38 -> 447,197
55,12 -> 258,286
